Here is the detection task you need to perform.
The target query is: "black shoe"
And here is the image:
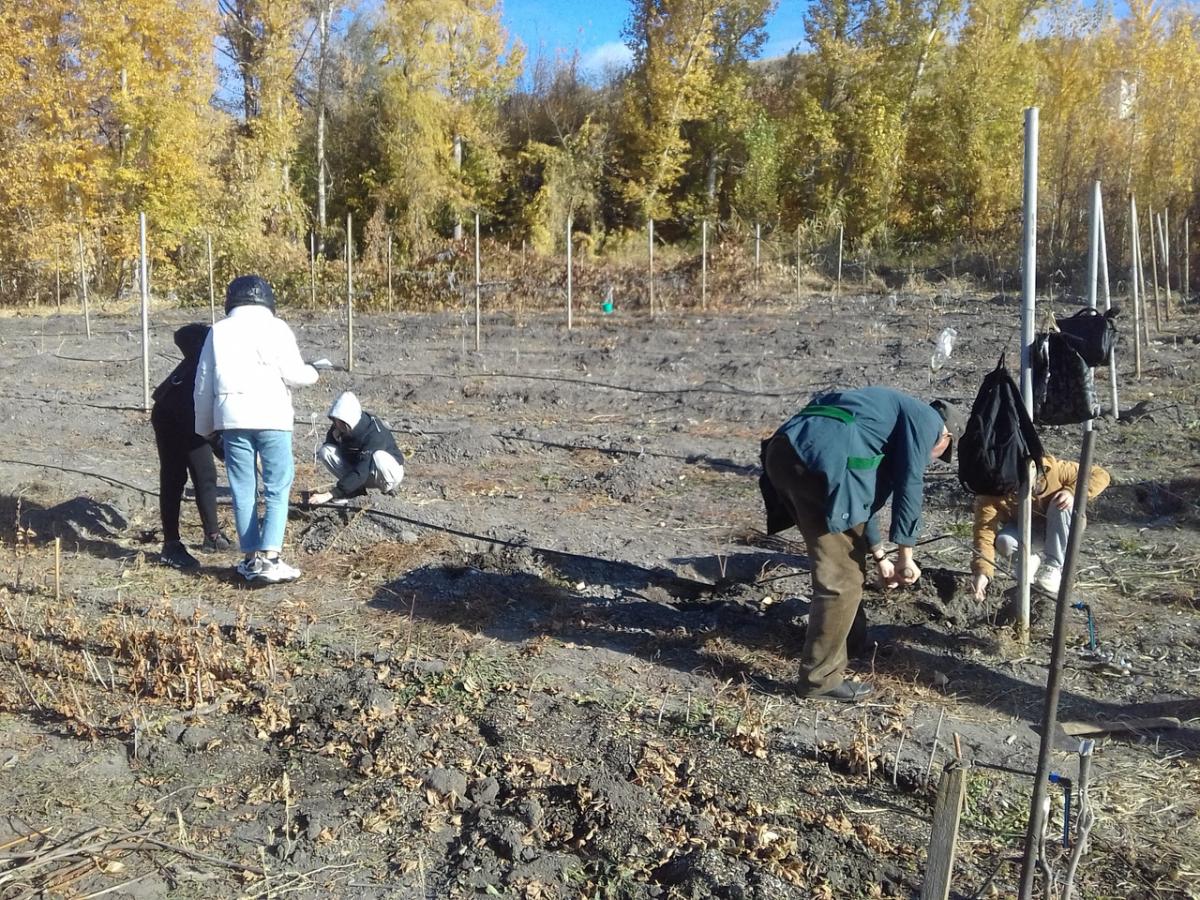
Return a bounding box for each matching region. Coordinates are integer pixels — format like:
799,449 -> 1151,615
201,532 -> 232,552
801,679 -> 873,702
161,541 -> 200,570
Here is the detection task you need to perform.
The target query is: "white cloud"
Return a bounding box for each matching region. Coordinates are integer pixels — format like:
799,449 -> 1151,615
581,41 -> 632,75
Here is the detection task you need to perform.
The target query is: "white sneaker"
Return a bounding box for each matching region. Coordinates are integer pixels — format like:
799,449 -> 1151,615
1024,553 -> 1041,580
1036,565 -> 1062,595
253,556 -> 301,583
236,556 -> 262,580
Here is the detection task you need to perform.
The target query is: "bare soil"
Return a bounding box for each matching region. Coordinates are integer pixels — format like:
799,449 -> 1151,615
1,291 -> 1198,899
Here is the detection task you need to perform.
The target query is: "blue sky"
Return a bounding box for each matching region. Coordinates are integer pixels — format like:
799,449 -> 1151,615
499,0 -> 808,79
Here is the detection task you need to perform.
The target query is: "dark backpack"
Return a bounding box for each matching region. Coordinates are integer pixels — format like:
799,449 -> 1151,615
957,356 -> 1046,496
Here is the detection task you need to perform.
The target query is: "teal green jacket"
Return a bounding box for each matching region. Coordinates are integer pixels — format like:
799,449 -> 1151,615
774,387 -> 944,548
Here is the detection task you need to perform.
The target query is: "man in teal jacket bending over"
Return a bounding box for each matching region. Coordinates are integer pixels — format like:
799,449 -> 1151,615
760,388 -> 962,702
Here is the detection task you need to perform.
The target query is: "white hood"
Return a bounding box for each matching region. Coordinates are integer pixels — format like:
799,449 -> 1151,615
328,391 -> 362,429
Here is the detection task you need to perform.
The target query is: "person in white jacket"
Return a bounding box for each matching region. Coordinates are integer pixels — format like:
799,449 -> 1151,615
194,275 -> 318,583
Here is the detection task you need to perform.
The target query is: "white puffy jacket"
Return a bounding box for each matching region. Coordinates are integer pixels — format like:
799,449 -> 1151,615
193,305 -> 318,436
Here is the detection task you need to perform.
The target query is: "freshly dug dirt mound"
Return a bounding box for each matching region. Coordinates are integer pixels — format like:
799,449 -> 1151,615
419,424 -> 503,464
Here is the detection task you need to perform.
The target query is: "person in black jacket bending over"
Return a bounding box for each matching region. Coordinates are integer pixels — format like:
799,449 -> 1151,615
309,392 -> 405,506
152,323 -> 231,569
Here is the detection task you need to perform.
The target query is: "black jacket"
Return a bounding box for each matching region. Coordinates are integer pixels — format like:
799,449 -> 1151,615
326,413 -> 403,498
152,324 -> 221,457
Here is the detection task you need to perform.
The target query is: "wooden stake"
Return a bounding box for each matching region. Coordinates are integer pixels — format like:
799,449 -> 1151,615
565,213 -> 573,330
921,763 -> 968,900
309,232 -> 317,308
1162,208 -> 1172,322
701,220 -> 708,311
346,213 -> 354,371
1130,196 -> 1143,379
1098,202 -> 1118,418
835,223 -> 844,301
754,222 -> 761,286
648,218 -> 655,318
796,224 -> 802,301
54,244 -> 61,311
77,230 -> 91,340
387,232 -> 393,311
139,212 -> 151,411
474,212 -> 481,352
207,233 -> 216,323
1185,218 -> 1190,306
1149,210 -> 1162,331
54,537 -> 61,602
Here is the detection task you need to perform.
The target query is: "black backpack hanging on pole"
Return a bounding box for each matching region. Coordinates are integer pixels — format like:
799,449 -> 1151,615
958,356 -> 1046,496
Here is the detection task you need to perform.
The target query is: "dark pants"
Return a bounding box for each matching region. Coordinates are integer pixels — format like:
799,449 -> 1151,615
152,412 -> 219,544
764,435 -> 868,692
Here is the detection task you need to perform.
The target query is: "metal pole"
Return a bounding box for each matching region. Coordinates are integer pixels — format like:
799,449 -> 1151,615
474,212 -> 481,352
1130,196 -> 1143,379
207,233 -> 216,323
387,232 -> 393,311
648,218 -> 655,317
77,230 -> 91,339
701,220 -> 708,311
1098,200 -> 1118,418
566,213 -> 573,330
1185,218 -> 1190,306
1017,428 -> 1098,900
1017,107 -> 1039,642
346,212 -> 354,372
139,212 -> 151,411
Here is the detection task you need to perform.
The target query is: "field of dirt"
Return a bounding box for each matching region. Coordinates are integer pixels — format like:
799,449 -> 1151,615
1,289 -> 1198,899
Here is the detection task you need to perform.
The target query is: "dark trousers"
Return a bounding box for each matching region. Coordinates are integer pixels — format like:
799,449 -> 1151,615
152,413 -> 219,544
764,435 -> 868,692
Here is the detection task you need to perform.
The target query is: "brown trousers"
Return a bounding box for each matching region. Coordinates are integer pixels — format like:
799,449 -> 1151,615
764,434 -> 868,692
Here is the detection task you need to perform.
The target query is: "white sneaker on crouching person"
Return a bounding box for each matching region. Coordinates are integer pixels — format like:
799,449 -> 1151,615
1035,564 -> 1062,595
1022,553 -> 1041,581
253,555 -> 301,584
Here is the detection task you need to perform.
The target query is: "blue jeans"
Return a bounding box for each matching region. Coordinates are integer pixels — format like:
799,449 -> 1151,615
223,429 -> 295,555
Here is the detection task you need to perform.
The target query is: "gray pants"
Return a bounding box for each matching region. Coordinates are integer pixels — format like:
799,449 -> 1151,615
995,504 -> 1071,568
317,444 -> 404,495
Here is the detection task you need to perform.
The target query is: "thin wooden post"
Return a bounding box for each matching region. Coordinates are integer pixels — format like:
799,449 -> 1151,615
1149,211 -> 1162,330
754,222 -> 761,286
1185,218 -> 1190,306
1163,208 -> 1172,322
1135,202 -> 1151,351
796,224 -> 802,301
139,212 -> 151,411
387,232 -> 393,311
701,220 -> 708,311
54,537 -> 61,602
345,213 -> 354,371
54,244 -> 61,311
77,230 -> 91,340
207,233 -> 216,323
921,763 -> 968,900
648,218 -> 655,317
1017,108 -> 1038,642
474,212 -> 481,352
1098,200 -> 1118,418
835,223 -> 844,300
1129,196 -> 1143,379
309,232 -> 317,308
566,213 -> 573,330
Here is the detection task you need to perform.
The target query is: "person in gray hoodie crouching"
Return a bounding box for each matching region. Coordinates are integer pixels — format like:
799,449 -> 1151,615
309,391 -> 405,506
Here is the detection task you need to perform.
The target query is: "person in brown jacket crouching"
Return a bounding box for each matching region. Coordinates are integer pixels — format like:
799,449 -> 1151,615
971,455 -> 1110,600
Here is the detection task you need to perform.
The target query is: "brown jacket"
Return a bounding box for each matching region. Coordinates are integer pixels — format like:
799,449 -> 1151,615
972,455 -> 1111,578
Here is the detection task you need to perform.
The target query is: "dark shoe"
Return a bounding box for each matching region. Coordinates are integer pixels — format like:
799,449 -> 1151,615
801,679 -> 873,702
161,541 -> 199,570
201,531 -> 232,552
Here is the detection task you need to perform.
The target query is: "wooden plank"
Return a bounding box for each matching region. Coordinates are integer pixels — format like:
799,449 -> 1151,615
1061,716 -> 1180,737
922,763 -> 968,900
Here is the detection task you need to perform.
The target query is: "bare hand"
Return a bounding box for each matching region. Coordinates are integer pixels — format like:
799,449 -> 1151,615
308,491 -> 333,506
1051,489 -> 1074,511
971,573 -> 989,601
898,562 -> 922,586
876,558 -> 898,589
